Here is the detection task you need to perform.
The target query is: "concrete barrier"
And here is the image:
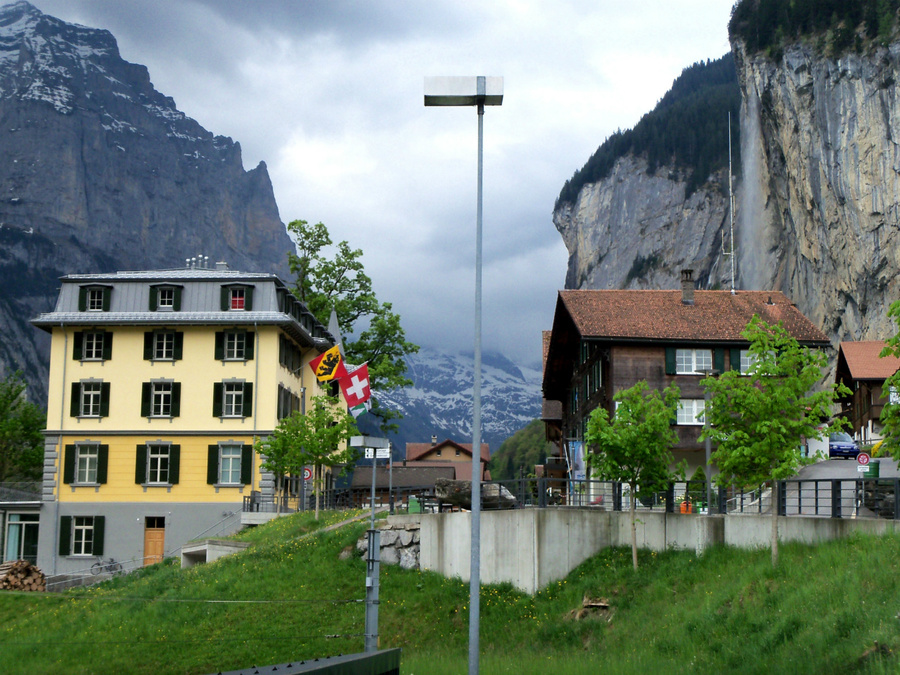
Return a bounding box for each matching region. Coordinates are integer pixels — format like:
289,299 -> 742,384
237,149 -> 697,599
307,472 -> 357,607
419,508 -> 895,594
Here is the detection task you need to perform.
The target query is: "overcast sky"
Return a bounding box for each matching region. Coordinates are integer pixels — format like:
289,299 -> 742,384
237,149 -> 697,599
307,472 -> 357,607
35,0 -> 733,369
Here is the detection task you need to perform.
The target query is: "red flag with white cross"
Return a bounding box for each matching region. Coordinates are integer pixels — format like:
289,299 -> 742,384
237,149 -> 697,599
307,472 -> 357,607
340,363 -> 371,408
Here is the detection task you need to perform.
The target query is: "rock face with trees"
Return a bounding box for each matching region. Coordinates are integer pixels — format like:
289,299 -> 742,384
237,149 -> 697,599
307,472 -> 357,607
0,2 -> 294,404
554,3 -> 900,354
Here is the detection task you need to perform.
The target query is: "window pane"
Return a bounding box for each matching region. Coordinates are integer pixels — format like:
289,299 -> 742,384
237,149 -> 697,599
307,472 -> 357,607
230,289 -> 245,310
88,289 -> 104,311
76,445 -> 98,483
147,445 -> 170,484
223,383 -> 243,416
695,350 -> 712,372
83,333 -> 104,360
224,332 -> 245,360
151,382 -> 172,416
154,332 -> 174,360
220,445 -> 242,484
72,517 -> 94,555
676,349 -> 691,374
81,383 -> 102,416
157,288 -> 174,308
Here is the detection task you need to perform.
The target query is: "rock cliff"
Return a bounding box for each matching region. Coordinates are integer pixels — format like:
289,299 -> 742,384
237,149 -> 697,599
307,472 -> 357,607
0,2 -> 294,403
555,39 -> 900,349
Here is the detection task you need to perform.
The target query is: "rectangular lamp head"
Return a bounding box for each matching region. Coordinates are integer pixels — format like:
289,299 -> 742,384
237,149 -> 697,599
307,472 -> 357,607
424,76 -> 503,106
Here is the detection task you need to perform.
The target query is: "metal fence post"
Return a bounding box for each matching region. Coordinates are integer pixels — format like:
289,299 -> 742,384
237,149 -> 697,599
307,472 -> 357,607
778,480 -> 787,516
831,480 -> 842,519
538,478 -> 546,508
665,482 -> 675,513
718,485 -> 727,514
613,482 -> 622,512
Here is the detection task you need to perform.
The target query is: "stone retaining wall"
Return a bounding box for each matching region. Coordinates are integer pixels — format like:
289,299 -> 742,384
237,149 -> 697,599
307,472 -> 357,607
356,515 -> 421,570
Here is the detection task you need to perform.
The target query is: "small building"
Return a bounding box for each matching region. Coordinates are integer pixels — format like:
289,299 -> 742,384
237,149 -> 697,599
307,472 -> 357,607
405,437 -> 491,481
835,341 -> 900,442
542,270 -> 830,478
1,482 -> 41,564
30,263 -> 338,576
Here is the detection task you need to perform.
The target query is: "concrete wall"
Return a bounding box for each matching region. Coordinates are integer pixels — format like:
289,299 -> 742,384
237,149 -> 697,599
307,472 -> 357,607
419,508 -> 894,594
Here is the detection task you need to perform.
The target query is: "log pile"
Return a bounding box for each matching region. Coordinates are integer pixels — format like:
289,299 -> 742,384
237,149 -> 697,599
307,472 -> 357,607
0,560 -> 46,591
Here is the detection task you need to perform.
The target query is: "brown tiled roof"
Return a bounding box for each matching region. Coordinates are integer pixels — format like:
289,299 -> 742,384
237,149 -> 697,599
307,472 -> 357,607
405,439 -> 490,463
350,465 -> 455,489
558,290 -> 828,343
839,341 -> 900,380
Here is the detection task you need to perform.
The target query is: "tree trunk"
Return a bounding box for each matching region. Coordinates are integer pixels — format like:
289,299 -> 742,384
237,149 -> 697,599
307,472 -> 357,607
630,482 -> 638,570
276,473 -> 283,516
771,479 -> 779,567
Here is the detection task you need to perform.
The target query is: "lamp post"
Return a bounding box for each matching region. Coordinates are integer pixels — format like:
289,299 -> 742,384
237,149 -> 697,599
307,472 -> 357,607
702,369 -> 717,511
424,75 -> 503,675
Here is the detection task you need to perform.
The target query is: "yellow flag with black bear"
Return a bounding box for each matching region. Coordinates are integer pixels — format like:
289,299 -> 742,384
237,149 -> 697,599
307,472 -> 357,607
309,345 -> 347,382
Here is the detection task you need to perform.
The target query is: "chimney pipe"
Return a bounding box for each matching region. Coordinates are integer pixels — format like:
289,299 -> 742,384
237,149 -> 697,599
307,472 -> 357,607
681,269 -> 695,305
431,435 -> 437,445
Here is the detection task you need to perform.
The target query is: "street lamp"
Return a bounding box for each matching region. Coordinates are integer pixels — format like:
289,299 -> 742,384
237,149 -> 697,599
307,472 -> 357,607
424,75 -> 503,675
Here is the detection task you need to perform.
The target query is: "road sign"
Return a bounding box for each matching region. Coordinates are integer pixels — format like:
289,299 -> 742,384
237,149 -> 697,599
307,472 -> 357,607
364,448 -> 391,460
302,467 -> 313,481
857,464 -> 869,472
858,452 -> 871,465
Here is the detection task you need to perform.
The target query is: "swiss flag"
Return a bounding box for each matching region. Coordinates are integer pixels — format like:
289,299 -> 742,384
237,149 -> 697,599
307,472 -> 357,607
340,363 -> 371,408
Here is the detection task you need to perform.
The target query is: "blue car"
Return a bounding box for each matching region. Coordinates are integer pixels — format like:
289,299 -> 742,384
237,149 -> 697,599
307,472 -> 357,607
829,432 -> 860,459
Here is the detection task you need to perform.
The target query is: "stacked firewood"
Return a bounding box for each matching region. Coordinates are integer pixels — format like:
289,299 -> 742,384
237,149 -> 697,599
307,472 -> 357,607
0,560 -> 46,591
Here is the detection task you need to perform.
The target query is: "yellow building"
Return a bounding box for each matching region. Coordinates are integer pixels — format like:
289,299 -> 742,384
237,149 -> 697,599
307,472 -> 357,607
31,263 -> 337,576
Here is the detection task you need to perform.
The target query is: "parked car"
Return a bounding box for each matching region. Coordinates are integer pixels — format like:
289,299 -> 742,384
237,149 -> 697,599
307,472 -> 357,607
829,431 -> 860,459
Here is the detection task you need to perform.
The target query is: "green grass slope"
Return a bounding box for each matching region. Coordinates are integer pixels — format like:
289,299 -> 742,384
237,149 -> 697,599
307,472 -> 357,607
2,511 -> 899,674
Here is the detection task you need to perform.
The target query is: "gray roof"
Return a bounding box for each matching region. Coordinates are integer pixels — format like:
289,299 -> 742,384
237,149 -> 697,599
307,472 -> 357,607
350,465 -> 456,489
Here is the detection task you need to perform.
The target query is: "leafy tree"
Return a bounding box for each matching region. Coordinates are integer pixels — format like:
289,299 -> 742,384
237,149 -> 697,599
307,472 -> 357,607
287,219 -> 419,431
585,381 -> 682,570
257,395 -> 358,521
701,316 -> 849,567
0,371 -> 45,482
489,419 -> 557,481
878,300 -> 900,458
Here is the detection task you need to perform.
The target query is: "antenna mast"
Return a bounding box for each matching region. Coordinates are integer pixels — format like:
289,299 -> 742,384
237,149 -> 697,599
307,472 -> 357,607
727,111 -> 736,294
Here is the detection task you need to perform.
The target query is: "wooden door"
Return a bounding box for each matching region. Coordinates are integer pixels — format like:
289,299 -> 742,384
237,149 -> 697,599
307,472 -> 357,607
143,517 -> 165,566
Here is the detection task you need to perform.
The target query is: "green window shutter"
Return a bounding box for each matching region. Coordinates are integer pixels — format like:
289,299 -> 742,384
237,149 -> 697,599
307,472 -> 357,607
242,382 -> 253,417
97,445 -> 109,484
102,332 -> 112,360
714,348 -> 725,375
173,332 -> 184,360
244,286 -> 254,311
148,287 -> 157,311
245,332 -> 254,360
220,287 -> 229,311
143,332 -> 153,360
213,383 -> 223,417
63,445 -> 76,484
100,383 -> 110,417
58,516 -> 72,556
73,332 -> 84,360
171,383 -> 181,417
173,286 -> 182,312
141,383 -> 151,417
135,445 -> 147,484
665,347 -> 676,375
207,445 -> 219,484
169,445 -> 181,484
101,289 -> 111,312
730,348 -> 741,371
92,516 -> 105,556
240,445 -> 253,485
214,332 -> 224,360
70,383 -> 81,417
78,288 -> 87,312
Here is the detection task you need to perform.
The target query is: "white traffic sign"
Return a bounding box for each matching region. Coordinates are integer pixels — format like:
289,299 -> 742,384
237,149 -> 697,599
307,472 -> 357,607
364,448 -> 391,460
302,467 -> 313,481
857,464 -> 869,472
858,452 -> 871,465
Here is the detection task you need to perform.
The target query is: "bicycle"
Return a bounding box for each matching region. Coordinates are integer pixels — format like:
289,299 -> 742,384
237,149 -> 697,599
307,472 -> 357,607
91,557 -> 123,575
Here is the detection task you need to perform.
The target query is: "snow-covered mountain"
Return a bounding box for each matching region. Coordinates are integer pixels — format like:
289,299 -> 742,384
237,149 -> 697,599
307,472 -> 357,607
363,347 -> 542,456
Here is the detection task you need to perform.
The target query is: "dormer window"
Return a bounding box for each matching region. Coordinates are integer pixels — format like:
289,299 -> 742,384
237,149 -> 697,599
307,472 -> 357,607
230,288 -> 245,310
149,285 -> 182,311
220,285 -> 254,312
78,285 -> 112,312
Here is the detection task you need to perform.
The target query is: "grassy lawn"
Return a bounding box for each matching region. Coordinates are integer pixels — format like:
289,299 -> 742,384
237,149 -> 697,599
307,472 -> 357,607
1,511 -> 898,674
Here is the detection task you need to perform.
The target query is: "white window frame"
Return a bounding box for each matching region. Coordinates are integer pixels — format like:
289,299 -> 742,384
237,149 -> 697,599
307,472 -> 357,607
81,382 -> 102,417
229,288 -> 245,311
72,516 -> 95,556
87,288 -> 105,311
153,332 -> 175,360
82,332 -> 105,361
219,445 -> 242,485
676,349 -> 713,375
156,287 -> 175,310
4,513 -> 39,563
147,444 -> 170,485
223,382 -> 244,417
739,349 -> 758,375
75,444 -> 99,484
677,398 -> 706,426
224,332 -> 246,360
151,382 -> 173,417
